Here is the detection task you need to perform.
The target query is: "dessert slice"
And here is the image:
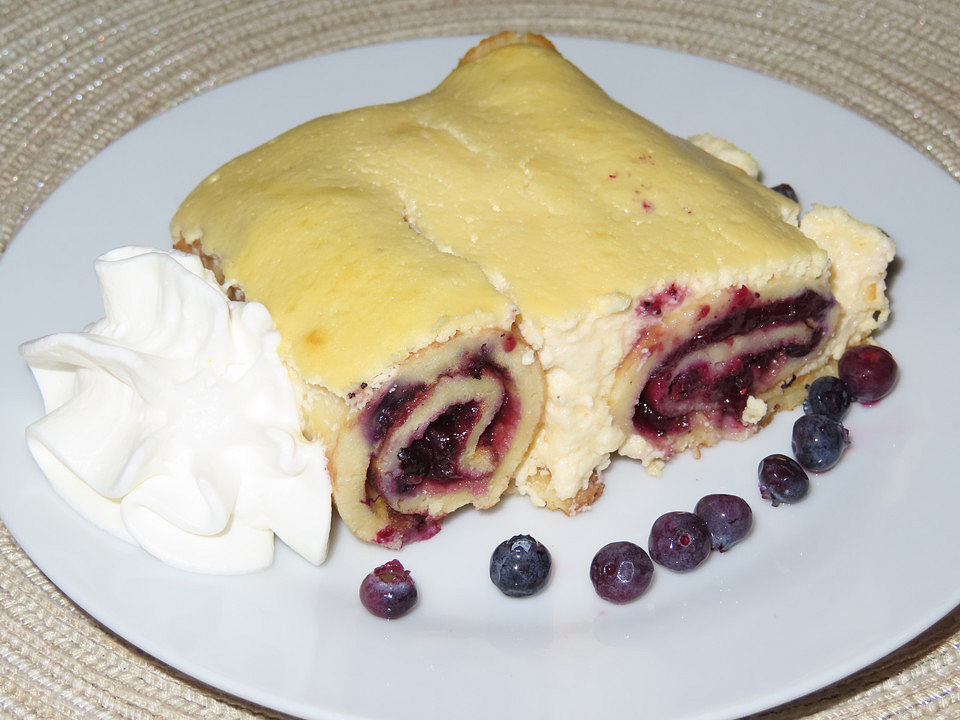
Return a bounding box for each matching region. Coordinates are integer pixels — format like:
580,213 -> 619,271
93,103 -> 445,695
171,32 -> 893,538
611,202 -> 893,475
333,32 -> 890,509
173,180 -> 544,548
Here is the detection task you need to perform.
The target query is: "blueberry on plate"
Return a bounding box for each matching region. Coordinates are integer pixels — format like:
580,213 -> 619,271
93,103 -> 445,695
359,560 -> 418,619
758,453 -> 810,505
770,183 -> 799,203
490,534 -> 552,597
648,511 -> 711,572
694,494 -> 753,551
803,376 -> 851,420
590,541 -> 654,604
792,413 -> 850,472
838,345 -> 898,403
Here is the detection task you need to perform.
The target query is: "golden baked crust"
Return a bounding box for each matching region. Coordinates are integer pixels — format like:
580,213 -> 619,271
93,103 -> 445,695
456,30 -> 557,67
170,32 -> 894,540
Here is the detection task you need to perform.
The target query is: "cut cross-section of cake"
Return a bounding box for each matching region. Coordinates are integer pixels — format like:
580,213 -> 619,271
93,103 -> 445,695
171,31 -> 894,541
172,193 -> 545,548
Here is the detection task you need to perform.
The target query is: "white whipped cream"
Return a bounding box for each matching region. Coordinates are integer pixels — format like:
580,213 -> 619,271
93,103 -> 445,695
20,247 -> 332,574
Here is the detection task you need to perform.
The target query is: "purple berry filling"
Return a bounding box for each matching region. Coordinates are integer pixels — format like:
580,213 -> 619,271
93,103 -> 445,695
395,401 -> 482,492
363,348 -> 521,506
637,283 -> 685,316
374,514 -> 443,547
633,288 -> 835,439
365,382 -> 426,444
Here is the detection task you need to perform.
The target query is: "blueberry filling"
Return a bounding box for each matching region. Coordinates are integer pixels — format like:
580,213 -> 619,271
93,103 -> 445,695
364,353 -> 519,502
365,382 -> 426,443
637,283 -> 685,316
396,401 -> 481,490
374,514 -> 442,547
633,289 -> 834,438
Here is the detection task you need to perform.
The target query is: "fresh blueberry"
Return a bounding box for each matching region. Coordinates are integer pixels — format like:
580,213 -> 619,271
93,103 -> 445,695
792,414 -> 850,472
648,512 -> 711,572
838,345 -> 898,403
694,494 -> 753,551
489,534 -> 552,597
359,559 -> 418,619
590,541 -> 654,604
771,183 -> 799,203
758,454 -> 809,505
803,376 -> 851,420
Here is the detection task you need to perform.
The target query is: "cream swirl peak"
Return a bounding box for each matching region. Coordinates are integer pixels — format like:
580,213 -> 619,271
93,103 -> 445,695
20,247 -> 332,574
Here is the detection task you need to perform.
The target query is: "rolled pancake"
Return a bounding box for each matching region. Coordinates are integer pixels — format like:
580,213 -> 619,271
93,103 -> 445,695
324,328 -> 542,547
172,217 -> 544,548
172,32 -> 893,535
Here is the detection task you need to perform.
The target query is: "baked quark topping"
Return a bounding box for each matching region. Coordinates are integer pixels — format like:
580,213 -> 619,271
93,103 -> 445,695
170,34 -> 815,396
170,31 -> 895,533
687,133 -> 761,179
19,247 -> 332,573
173,235 -> 545,549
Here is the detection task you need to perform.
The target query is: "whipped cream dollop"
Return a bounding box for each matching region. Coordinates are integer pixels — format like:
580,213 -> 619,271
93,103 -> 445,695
20,247 -> 332,573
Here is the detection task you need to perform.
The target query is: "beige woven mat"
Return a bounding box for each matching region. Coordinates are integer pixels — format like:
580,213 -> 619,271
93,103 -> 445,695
2,1 -> 959,718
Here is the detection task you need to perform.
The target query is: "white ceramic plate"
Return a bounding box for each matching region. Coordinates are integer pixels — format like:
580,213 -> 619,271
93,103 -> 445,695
1,35 -> 958,720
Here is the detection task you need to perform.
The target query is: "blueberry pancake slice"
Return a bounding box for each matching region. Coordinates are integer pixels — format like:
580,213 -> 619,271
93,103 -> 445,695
171,32 -> 893,539
325,328 -> 543,547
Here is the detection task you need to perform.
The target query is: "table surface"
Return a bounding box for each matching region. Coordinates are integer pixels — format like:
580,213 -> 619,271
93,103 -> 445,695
1,1 -> 959,718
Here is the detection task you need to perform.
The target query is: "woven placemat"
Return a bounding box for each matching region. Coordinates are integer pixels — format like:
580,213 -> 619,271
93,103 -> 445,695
2,1 -> 959,718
